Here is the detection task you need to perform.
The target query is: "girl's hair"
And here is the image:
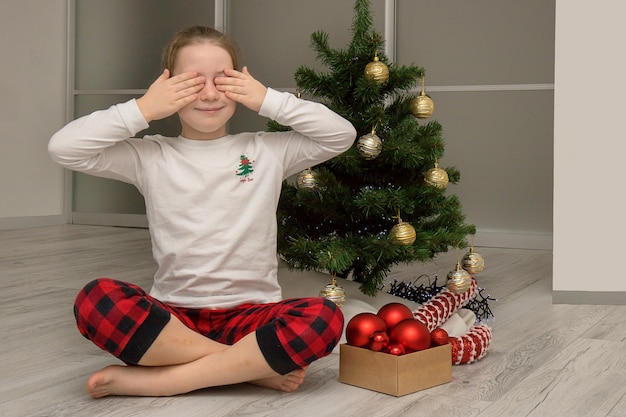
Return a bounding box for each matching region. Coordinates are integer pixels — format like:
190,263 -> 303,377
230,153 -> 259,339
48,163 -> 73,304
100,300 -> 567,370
161,26 -> 240,72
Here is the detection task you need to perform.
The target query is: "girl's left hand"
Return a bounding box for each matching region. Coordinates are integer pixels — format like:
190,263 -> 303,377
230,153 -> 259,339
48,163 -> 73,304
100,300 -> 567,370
215,67 -> 267,113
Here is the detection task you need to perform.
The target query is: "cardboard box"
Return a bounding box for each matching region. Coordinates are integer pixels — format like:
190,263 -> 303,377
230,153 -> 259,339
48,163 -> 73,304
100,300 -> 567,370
338,343 -> 452,396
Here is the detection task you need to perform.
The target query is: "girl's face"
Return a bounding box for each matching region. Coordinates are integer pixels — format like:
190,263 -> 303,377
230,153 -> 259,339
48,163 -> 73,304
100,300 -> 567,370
173,42 -> 237,140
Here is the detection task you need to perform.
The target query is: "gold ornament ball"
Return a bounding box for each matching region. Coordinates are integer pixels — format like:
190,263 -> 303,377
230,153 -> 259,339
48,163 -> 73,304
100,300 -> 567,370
295,168 -> 318,190
411,94 -> 435,119
364,55 -> 389,84
357,132 -> 383,160
320,278 -> 346,308
424,162 -> 449,189
446,264 -> 472,294
390,221 -> 416,245
462,249 -> 485,274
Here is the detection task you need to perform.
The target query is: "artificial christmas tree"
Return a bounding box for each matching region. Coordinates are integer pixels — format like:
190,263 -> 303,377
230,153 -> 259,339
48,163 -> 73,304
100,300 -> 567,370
270,0 -> 475,296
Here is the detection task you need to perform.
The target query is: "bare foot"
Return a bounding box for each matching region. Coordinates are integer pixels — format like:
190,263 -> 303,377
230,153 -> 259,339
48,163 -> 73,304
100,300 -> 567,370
86,365 -> 171,398
86,365 -> 121,399
250,367 -> 307,393
86,364 -> 307,398
85,339 -> 308,398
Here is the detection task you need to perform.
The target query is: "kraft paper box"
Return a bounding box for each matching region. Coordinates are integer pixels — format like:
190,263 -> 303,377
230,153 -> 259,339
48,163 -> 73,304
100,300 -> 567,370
338,343 -> 452,397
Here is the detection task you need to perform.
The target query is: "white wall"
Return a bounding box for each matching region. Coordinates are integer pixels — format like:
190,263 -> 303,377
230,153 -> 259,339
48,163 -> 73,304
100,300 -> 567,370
553,0 -> 626,301
0,1 -> 556,250
0,0 -> 67,228
2,0 -> 620,302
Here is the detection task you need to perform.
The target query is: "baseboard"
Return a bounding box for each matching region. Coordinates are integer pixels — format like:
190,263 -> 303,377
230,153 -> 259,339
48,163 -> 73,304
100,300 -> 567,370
475,229 -> 552,250
66,221 -> 548,251
0,215 -> 66,230
552,291 -> 626,305
71,212 -> 148,228
5,214 -> 550,251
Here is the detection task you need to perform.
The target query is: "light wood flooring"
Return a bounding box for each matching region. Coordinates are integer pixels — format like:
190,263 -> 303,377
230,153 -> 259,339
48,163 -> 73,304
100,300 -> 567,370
1,225 -> 625,417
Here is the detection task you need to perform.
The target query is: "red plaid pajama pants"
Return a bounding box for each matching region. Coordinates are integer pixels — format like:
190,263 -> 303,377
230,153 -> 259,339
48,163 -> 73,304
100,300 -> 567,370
74,278 -> 344,375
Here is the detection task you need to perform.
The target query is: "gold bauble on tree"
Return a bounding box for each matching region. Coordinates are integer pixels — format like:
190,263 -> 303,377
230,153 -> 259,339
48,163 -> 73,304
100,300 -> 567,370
410,76 -> 434,119
356,127 -> 383,160
462,236 -> 485,274
364,52 -> 389,84
446,262 -> 472,294
389,211 -> 416,245
424,159 -> 449,189
295,168 -> 318,190
320,274 -> 346,308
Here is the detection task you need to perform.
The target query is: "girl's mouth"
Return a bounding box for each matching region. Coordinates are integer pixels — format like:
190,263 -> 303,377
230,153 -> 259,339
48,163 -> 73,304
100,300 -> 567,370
196,106 -> 223,114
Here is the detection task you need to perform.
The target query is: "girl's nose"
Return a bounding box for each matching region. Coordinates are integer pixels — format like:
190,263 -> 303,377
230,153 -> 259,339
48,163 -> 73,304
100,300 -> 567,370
199,81 -> 219,101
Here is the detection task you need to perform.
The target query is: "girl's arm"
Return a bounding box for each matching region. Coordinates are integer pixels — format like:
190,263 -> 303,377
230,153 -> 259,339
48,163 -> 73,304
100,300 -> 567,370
48,99 -> 148,184
48,71 -> 205,182
258,89 -> 357,177
216,66 -> 357,177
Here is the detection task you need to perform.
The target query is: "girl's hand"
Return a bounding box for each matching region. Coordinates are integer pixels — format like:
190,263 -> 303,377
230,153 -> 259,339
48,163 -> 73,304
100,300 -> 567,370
215,67 -> 267,113
136,69 -> 205,122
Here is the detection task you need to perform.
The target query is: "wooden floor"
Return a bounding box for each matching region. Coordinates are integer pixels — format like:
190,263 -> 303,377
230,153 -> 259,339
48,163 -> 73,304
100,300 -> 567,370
1,225 -> 625,417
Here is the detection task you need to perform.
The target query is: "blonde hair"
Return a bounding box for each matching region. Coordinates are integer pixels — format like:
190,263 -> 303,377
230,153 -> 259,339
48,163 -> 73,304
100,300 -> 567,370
161,26 -> 240,72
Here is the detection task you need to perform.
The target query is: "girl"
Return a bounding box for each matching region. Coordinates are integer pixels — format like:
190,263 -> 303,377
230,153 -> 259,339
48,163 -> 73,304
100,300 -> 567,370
49,26 -> 356,398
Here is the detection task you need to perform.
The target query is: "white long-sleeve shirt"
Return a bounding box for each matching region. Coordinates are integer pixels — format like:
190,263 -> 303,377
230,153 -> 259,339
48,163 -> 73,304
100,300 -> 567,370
49,88 -> 356,308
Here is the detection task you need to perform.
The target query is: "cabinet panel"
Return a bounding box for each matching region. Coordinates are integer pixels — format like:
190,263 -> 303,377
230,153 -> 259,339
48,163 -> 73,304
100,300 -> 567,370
226,0 -> 386,134
228,0 -> 386,88
430,89 -> 553,233
73,95 -> 140,215
75,0 -> 216,90
72,1 -> 216,222
396,0 -> 555,85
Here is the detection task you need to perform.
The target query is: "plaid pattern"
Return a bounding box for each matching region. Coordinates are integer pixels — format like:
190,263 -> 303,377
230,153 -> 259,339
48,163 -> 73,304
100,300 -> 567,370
176,297 -> 344,374
74,278 -> 171,364
74,278 -> 344,374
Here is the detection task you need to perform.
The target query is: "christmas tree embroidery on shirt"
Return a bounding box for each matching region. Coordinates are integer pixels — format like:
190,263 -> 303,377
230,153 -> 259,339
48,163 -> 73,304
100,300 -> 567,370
236,154 -> 255,182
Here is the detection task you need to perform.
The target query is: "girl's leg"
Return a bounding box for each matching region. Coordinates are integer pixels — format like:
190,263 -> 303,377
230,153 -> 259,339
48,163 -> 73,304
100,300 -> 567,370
76,281 -> 343,397
74,278 -> 224,366
137,314 -> 227,365
230,298 -> 344,375
87,331 -> 305,398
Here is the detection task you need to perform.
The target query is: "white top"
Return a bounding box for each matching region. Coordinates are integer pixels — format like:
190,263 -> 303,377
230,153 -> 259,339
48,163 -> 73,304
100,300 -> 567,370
49,88 -> 356,308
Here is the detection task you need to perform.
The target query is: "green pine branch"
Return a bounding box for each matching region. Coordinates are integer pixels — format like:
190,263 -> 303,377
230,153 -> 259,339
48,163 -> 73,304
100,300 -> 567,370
271,0 -> 475,296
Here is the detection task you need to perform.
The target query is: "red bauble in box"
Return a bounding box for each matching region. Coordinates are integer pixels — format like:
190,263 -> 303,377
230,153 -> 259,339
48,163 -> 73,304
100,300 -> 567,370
389,318 -> 431,352
346,312 -> 387,347
430,327 -> 450,347
368,330 -> 390,351
387,343 -> 406,356
377,302 -> 414,330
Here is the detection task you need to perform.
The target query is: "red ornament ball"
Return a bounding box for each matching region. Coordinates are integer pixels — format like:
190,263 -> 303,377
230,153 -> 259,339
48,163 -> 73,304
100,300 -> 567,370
387,343 -> 406,356
430,327 -> 450,346
389,318 -> 431,352
377,302 -> 414,330
368,330 -> 390,352
346,312 -> 387,347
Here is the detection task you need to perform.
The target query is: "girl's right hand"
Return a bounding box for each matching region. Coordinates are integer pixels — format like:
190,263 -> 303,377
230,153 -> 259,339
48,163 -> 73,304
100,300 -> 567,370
136,69 -> 205,122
